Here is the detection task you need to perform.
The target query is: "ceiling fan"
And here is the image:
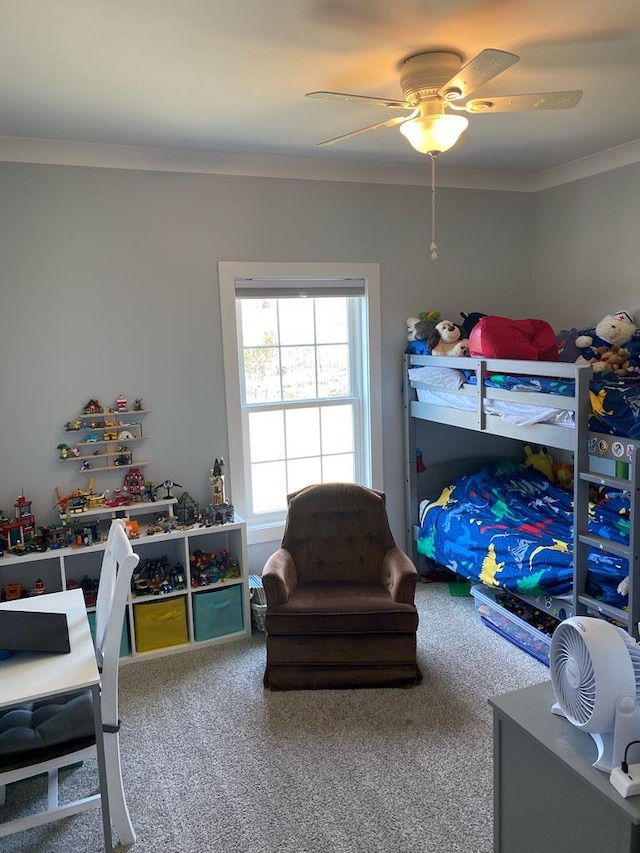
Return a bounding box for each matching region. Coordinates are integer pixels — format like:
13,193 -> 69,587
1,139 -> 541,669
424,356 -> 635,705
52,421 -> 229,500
307,48 -> 582,261
306,48 -> 582,154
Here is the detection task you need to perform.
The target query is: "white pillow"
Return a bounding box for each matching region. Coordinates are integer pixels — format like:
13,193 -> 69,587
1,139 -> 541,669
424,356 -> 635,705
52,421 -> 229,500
408,366 -> 465,390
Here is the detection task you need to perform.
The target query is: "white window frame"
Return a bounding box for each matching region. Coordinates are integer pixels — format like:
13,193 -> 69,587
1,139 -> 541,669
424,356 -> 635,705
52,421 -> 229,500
219,261 -> 383,546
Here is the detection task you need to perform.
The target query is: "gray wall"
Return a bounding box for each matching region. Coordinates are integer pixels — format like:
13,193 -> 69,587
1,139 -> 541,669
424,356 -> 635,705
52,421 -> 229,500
0,159 -> 567,570
532,163 -> 640,329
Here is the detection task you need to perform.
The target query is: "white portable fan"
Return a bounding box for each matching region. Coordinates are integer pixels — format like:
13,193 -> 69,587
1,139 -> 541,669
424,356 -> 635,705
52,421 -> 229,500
550,616 -> 640,773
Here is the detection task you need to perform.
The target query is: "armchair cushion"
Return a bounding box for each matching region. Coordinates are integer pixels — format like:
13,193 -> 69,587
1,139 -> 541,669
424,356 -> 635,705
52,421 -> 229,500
265,581 -> 419,635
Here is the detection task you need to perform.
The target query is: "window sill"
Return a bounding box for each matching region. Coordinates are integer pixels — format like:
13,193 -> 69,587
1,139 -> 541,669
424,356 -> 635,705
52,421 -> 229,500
247,521 -> 285,547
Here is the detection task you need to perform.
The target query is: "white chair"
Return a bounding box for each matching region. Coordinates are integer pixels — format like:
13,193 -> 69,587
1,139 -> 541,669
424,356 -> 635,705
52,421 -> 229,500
0,519 -> 139,846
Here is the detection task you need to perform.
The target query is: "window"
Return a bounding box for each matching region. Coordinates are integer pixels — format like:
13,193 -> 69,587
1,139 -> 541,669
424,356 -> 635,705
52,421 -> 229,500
219,263 -> 382,544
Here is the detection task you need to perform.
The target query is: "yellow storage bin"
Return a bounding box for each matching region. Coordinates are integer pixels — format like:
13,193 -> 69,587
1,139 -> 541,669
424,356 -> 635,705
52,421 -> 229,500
133,595 -> 189,653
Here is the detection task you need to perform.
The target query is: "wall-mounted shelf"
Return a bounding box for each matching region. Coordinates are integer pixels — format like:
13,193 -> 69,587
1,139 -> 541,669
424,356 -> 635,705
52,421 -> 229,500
77,461 -> 149,474
58,403 -> 149,473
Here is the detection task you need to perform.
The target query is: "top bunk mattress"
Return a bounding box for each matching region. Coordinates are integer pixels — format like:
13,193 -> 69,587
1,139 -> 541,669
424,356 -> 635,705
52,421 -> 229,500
407,360 -> 640,439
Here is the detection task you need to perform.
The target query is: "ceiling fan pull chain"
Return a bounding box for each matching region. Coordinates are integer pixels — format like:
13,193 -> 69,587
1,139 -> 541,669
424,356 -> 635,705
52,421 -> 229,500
429,152 -> 438,261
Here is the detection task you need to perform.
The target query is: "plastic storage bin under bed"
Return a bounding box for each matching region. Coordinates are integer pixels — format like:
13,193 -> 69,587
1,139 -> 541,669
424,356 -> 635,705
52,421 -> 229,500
470,584 -> 560,666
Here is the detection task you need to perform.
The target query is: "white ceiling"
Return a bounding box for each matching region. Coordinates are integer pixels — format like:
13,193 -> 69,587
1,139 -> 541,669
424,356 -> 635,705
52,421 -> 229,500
1,0 -> 639,176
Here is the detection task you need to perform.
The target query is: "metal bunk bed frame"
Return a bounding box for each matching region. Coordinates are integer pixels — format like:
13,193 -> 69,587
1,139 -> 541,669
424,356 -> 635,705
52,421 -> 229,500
403,352 -> 640,641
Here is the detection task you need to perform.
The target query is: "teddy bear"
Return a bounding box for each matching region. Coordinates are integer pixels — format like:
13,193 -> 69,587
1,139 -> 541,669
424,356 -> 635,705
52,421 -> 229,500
427,320 -> 470,357
588,344 -> 637,376
576,313 -> 639,375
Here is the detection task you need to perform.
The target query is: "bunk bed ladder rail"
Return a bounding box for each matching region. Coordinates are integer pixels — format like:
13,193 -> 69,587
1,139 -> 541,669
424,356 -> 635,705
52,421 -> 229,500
574,430 -> 640,641
403,353 -> 419,561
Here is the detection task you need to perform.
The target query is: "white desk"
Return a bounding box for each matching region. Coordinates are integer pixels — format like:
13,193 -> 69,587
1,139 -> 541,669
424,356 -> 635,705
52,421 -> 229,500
0,589 -> 113,850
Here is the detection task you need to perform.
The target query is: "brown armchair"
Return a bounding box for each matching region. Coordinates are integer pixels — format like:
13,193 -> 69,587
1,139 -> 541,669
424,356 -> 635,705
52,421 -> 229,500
262,483 -> 422,690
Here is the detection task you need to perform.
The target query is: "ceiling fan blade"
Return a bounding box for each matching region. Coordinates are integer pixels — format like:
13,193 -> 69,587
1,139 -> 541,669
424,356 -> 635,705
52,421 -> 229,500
306,90 -> 409,109
437,48 -> 519,101
462,90 -> 583,113
317,111 -> 417,147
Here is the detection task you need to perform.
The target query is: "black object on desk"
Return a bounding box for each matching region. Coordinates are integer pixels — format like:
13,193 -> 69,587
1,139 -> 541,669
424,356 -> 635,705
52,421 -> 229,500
0,610 -> 70,654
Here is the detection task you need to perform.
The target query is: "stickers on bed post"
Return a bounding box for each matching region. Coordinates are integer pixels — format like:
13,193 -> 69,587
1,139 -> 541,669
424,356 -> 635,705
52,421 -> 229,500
589,436 -> 635,463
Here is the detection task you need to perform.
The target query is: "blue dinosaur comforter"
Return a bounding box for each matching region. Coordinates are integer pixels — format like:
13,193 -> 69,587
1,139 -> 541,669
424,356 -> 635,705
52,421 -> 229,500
418,459 -> 629,605
588,377 -> 640,438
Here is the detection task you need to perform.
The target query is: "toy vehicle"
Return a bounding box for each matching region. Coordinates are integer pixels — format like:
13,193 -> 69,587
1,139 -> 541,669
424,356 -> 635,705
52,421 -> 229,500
67,496 -> 89,513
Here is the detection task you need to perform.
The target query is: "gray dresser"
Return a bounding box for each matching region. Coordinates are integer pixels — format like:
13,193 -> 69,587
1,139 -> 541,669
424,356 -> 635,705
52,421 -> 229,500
490,681 -> 640,853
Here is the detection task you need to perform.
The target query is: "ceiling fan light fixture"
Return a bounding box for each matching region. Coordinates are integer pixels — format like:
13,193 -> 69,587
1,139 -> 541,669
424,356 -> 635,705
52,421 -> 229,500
400,113 -> 469,154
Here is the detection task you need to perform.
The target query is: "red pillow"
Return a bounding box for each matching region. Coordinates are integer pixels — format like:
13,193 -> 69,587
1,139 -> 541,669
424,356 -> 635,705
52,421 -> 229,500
469,316 -> 559,361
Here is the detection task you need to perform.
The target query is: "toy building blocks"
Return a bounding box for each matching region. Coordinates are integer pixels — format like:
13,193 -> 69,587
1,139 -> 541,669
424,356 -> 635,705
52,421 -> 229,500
175,491 -> 200,525
82,399 -> 103,414
154,480 -> 182,500
1,492 -> 36,553
123,467 -> 145,500
3,583 -> 23,601
209,458 -> 226,505
205,502 -> 235,526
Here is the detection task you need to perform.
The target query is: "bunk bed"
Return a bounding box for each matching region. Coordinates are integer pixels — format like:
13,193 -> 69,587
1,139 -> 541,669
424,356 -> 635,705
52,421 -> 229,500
403,352 -> 640,641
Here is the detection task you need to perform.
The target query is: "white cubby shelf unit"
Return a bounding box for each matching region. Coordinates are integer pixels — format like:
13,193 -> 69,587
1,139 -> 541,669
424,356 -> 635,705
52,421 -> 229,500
0,499 -> 251,662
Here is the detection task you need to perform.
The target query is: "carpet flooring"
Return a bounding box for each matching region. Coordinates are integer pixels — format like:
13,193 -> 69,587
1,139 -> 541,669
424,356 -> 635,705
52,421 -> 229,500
1,581 -> 549,853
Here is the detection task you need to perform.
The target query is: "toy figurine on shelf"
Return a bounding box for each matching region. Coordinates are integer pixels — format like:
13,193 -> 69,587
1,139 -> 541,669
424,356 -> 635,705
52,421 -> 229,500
113,447 -> 133,466
123,467 -> 145,500
175,492 -> 200,525
209,458 -> 226,506
206,501 -> 235,526
3,582 -> 23,601
154,479 -> 182,500
133,398 -> 143,411
1,492 -> 36,553
82,399 -> 103,415
143,481 -> 156,502
57,443 -> 69,459
116,394 -> 128,412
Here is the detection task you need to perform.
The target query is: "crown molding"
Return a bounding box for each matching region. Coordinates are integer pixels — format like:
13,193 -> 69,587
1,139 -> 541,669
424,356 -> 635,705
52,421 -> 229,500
532,139 -> 640,191
0,134 -> 638,192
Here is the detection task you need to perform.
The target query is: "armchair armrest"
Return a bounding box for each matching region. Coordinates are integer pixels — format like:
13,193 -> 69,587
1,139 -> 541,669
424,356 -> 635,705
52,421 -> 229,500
262,548 -> 298,605
380,547 -> 418,604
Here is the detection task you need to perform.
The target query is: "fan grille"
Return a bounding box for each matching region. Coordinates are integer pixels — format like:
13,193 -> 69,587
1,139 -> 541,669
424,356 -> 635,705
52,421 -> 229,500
552,625 -> 595,725
551,619 -> 640,728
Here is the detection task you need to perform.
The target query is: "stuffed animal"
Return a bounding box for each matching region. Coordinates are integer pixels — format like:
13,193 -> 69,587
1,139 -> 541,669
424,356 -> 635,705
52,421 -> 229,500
576,313 -> 638,374
459,311 -> 486,338
427,320 -> 469,357
587,344 -> 637,377
523,445 -> 554,482
552,460 -> 574,490
407,315 -> 438,342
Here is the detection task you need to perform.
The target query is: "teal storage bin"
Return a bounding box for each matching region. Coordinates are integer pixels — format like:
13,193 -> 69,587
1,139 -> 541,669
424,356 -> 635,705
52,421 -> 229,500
87,610 -> 131,658
193,584 -> 244,641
